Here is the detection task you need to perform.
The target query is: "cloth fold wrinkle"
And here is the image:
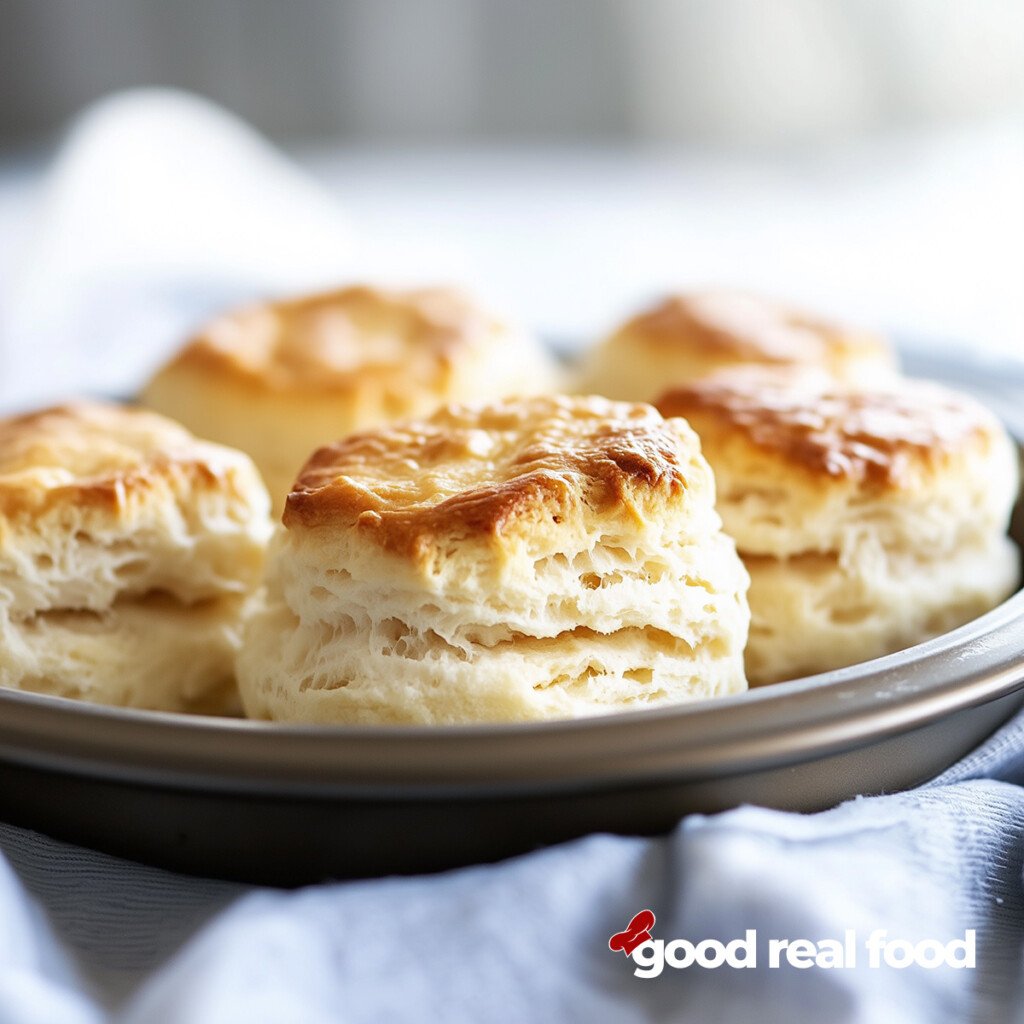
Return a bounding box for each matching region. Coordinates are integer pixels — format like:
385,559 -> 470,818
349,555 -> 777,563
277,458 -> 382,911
0,854 -> 102,1024
3,715 -> 1024,1023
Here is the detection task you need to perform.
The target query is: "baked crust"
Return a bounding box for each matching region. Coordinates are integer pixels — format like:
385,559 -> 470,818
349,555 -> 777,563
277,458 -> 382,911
625,291 -> 891,367
285,395 -> 708,559
575,290 -> 897,401
0,401 -> 263,522
161,285 -> 505,395
655,375 -> 1000,492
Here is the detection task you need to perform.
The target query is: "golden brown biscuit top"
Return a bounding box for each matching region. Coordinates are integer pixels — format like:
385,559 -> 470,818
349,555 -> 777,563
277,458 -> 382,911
0,401 -> 256,517
620,290 -> 890,368
656,376 -> 1002,489
285,395 -> 707,556
167,285 -> 502,393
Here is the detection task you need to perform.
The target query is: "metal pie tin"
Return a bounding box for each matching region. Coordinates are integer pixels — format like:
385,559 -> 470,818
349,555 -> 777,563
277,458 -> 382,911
0,347 -> 1021,884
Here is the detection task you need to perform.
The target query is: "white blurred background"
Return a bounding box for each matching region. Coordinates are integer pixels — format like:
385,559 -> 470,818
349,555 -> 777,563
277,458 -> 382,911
0,0 -> 1021,402
3,0 -> 1022,145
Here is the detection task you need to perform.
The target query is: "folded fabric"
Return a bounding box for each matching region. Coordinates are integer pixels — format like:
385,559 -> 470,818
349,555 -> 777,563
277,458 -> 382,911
0,88 -> 355,408
0,854 -> 102,1024
0,704 -> 1022,1024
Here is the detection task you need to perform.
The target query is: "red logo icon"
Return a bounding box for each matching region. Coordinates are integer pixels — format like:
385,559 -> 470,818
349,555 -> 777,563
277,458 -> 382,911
609,910 -> 656,956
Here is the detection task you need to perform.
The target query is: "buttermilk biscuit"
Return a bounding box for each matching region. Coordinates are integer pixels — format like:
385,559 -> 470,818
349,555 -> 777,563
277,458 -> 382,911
576,290 -> 898,402
141,285 -> 558,512
237,395 -> 751,724
0,402 -> 273,711
657,377 -> 1020,684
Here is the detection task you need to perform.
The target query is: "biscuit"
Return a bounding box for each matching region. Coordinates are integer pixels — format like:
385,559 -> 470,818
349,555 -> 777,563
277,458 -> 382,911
576,290 -> 898,402
141,285 -> 558,511
0,596 -> 247,713
657,376 -> 1019,684
237,395 -> 751,723
0,402 -> 273,711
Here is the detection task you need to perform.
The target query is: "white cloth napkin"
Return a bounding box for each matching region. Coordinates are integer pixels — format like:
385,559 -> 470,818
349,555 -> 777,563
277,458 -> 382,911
2,708 -> 1024,1024
1,89 -> 1023,1024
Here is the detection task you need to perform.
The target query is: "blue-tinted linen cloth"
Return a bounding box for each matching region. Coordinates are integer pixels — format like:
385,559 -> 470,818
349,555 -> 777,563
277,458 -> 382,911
2,706 -> 1024,1024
